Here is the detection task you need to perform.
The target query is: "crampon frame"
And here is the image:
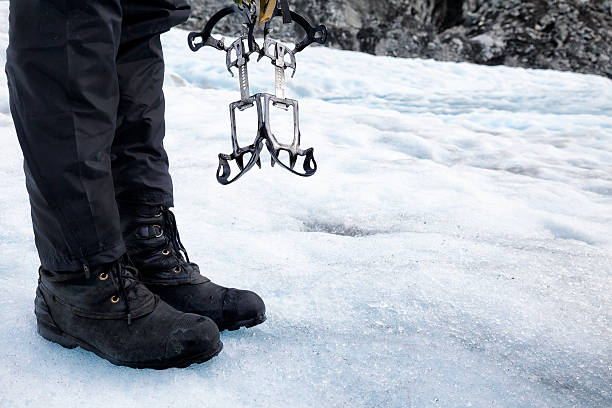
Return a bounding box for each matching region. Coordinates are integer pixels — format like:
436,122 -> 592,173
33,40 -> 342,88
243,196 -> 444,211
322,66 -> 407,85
188,1 -> 327,185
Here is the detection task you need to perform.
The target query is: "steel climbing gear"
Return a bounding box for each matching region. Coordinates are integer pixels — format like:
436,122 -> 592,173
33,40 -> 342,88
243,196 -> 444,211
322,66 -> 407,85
188,1 -> 328,185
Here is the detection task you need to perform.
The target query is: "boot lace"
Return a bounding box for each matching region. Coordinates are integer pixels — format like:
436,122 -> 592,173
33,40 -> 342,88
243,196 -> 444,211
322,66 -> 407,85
108,259 -> 141,325
160,207 -> 191,266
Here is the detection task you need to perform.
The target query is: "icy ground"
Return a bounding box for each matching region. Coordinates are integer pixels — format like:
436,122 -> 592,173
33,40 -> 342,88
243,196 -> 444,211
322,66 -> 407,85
1,4 -> 611,407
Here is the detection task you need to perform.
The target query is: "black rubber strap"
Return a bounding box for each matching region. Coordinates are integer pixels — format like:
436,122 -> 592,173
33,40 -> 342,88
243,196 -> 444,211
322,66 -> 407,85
188,6 -> 235,51
280,0 -> 292,24
200,6 -> 235,45
290,11 -> 328,52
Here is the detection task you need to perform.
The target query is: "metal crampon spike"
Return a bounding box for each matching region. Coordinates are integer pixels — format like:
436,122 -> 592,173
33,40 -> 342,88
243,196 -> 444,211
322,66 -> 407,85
256,93 -> 317,178
267,145 -> 317,177
216,155 -> 232,186
216,142 -> 264,186
235,154 -> 244,171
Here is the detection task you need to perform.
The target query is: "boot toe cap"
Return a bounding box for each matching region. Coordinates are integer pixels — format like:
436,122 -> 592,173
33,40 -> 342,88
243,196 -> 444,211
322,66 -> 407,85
165,314 -> 221,361
223,289 -> 266,324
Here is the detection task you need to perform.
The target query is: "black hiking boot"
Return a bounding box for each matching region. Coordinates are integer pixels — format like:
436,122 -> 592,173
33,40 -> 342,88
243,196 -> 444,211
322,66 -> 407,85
35,259 -> 223,369
120,205 -> 266,331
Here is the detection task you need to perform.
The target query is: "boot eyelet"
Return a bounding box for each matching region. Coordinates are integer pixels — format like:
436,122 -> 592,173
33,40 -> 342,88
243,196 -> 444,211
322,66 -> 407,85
173,266 -> 181,274
153,224 -> 163,238
99,273 -> 109,281
110,295 -> 120,304
162,249 -> 170,256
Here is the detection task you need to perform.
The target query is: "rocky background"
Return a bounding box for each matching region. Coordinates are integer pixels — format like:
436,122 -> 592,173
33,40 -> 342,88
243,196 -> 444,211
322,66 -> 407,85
182,1 -> 612,79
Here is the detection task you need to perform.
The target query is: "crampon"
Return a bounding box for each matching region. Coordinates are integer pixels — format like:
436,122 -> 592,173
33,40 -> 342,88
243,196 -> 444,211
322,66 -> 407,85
188,1 -> 327,185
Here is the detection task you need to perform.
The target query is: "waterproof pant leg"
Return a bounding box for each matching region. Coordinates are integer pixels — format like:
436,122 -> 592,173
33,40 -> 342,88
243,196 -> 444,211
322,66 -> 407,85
6,0 -> 125,271
112,0 -> 192,208
6,0 -> 191,271
113,35 -> 173,208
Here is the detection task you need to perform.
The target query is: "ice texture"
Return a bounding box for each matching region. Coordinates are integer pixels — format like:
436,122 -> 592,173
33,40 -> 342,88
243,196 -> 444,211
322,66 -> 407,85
0,3 -> 611,407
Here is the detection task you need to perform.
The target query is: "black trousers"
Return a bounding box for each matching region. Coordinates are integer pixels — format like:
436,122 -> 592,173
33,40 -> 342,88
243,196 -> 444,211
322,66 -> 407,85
6,0 -> 190,271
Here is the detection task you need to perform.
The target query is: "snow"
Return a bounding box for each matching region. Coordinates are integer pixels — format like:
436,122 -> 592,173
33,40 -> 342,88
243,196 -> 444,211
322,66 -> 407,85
1,3 -> 611,407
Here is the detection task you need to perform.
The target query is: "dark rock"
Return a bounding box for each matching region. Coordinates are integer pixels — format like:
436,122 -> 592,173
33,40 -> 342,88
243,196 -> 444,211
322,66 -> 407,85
181,0 -> 612,79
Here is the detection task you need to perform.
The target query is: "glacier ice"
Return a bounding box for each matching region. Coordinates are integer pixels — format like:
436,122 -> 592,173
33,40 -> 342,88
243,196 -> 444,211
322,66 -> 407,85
0,4 -> 611,407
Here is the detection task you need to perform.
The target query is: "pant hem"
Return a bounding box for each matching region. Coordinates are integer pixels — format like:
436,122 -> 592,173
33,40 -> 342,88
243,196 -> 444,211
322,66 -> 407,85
116,193 -> 174,209
38,241 -> 127,272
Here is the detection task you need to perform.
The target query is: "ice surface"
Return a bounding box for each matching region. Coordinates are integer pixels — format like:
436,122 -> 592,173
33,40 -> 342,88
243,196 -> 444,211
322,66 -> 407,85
1,3 -> 611,407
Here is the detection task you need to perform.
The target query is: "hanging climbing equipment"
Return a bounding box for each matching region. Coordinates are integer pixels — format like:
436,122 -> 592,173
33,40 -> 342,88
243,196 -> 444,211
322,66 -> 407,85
188,1 -> 327,185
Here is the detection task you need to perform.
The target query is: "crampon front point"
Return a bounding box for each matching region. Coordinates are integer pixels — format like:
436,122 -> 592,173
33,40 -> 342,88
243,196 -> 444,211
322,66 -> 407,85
188,1 -> 327,185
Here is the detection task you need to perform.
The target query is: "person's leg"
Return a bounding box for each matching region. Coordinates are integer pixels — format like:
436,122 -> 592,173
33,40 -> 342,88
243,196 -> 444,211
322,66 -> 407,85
7,0 -> 125,271
7,0 -> 221,368
111,0 -> 194,207
114,0 -> 266,331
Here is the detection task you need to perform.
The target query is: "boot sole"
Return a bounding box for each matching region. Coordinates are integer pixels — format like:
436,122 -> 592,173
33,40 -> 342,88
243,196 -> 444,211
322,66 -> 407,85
37,319 -> 223,370
220,314 -> 267,331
